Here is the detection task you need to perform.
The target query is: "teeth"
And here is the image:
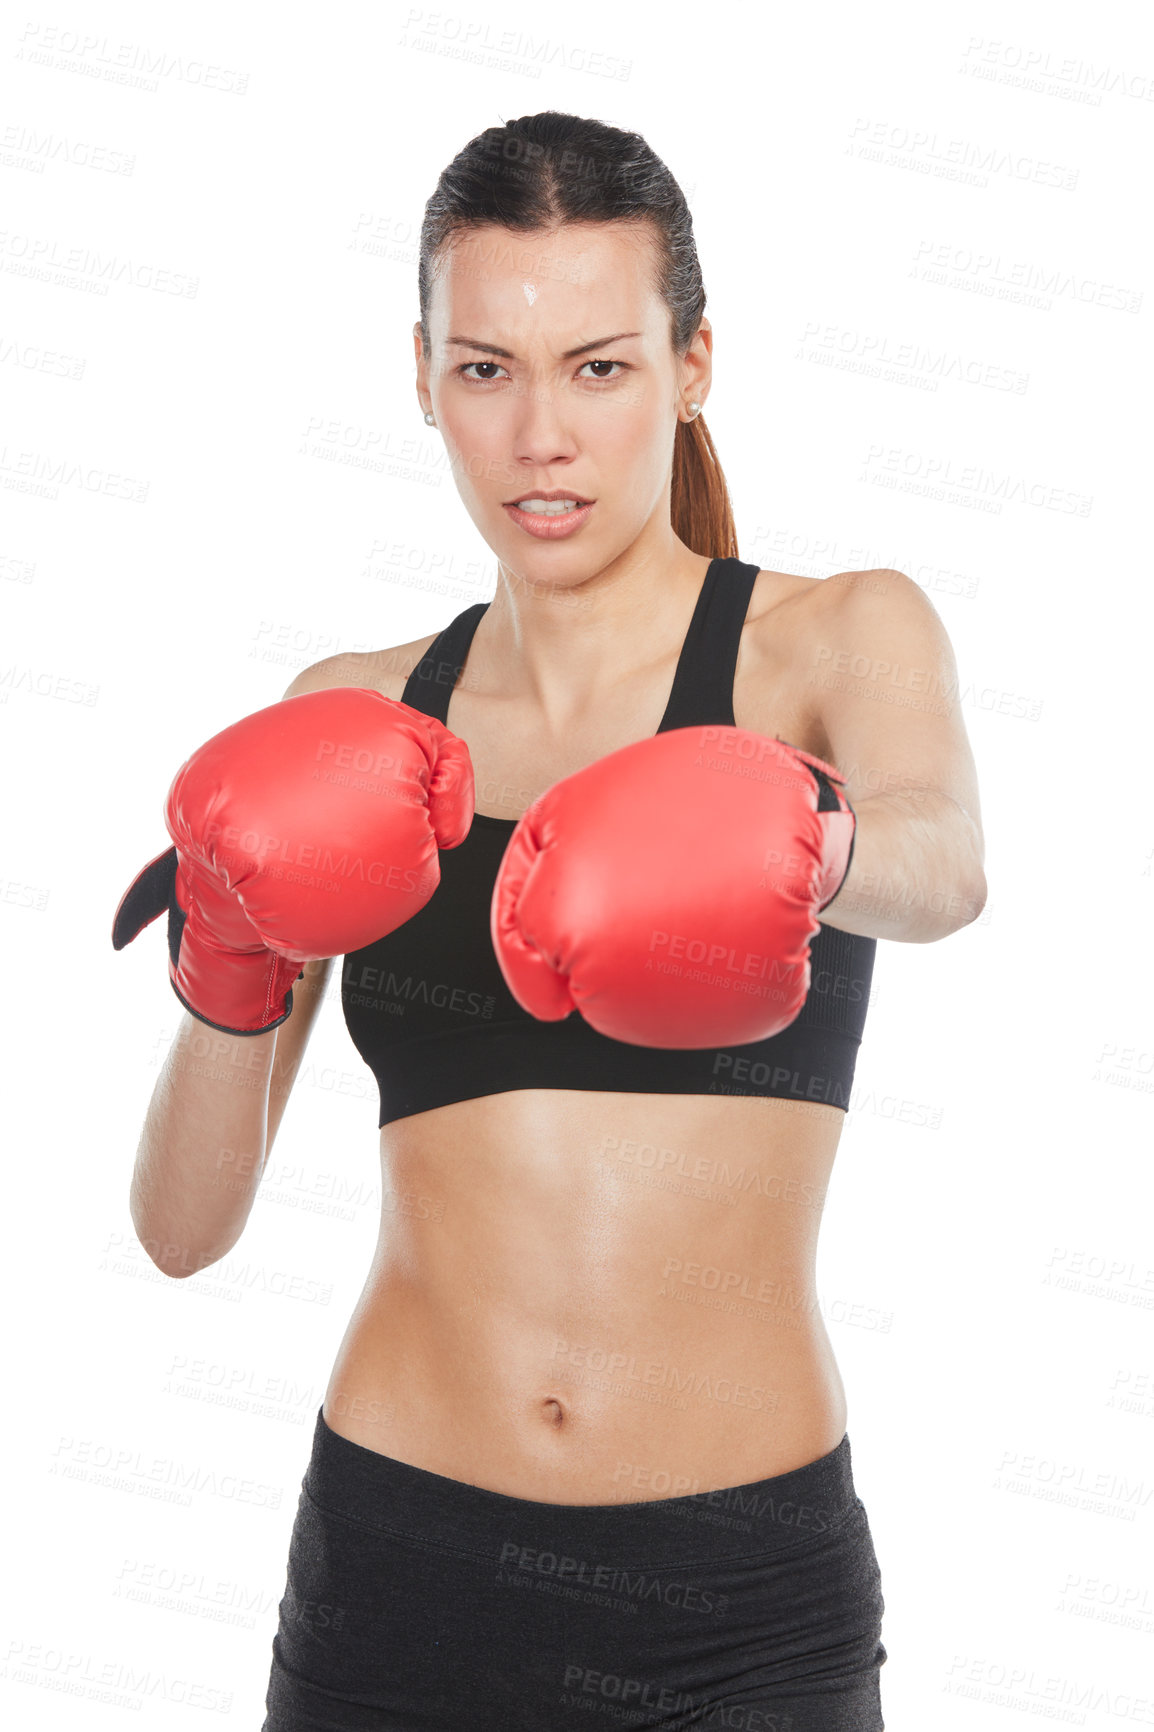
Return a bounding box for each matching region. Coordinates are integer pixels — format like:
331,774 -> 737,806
514,498 -> 582,515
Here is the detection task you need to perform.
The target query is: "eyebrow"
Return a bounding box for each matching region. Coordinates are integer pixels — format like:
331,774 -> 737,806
445,331 -> 643,360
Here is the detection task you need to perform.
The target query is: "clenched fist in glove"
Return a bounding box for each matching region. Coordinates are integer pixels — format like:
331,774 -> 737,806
490,726 -> 856,1048
112,688 -> 474,1035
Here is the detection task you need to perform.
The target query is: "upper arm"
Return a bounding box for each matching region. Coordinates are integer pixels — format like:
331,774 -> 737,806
809,569 -> 985,855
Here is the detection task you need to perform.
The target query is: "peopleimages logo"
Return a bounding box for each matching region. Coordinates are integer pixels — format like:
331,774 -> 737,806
342,958 -> 495,1021
498,1541 -> 731,1615
200,824 -> 431,896
648,928 -> 803,987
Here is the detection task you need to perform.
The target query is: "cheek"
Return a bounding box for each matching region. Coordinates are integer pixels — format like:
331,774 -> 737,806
592,390 -> 664,462
445,401 -> 505,449
443,411 -> 517,494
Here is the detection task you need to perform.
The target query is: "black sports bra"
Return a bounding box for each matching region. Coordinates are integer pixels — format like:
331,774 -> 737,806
341,557 -> 877,1127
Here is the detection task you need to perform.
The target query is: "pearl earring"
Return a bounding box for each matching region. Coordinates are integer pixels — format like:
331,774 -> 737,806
686,401 -> 701,420
423,410 -> 436,426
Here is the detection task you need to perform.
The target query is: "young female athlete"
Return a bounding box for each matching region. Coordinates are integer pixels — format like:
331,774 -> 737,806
115,112 -> 986,1730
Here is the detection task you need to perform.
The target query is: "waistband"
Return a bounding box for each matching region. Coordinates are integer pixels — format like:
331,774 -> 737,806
303,1407 -> 861,1570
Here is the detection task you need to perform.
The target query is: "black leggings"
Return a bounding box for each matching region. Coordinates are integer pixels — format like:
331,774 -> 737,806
264,1408 -> 887,1730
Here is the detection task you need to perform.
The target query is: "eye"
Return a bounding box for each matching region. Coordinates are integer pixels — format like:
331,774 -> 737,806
577,359 -> 628,381
457,361 -> 509,383
455,358 -> 631,385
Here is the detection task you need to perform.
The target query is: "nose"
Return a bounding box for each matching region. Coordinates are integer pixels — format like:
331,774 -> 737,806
504,369 -> 585,470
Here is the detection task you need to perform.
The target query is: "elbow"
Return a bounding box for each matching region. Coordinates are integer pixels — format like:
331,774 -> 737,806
935,804 -> 987,938
143,1239 -> 231,1281
961,867 -> 988,927
931,814 -> 987,937
940,869 -> 988,939
135,1236 -> 197,1279
129,1207 -> 231,1280
906,870 -> 987,943
128,1165 -> 239,1280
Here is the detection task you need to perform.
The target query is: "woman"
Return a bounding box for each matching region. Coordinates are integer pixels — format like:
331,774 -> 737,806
117,112 -> 986,1729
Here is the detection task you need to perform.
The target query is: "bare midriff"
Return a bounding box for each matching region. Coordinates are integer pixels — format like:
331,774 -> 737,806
323,1087 -> 849,1504
320,562 -> 856,1504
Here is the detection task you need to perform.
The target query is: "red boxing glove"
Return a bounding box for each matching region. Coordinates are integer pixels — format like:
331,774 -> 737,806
490,726 -> 856,1048
112,689 -> 474,1034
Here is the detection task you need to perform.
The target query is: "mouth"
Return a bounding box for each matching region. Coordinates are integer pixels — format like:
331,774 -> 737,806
501,492 -> 596,539
503,491 -> 594,514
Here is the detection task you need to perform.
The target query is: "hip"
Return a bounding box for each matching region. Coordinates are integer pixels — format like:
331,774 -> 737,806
265,1406 -> 887,1731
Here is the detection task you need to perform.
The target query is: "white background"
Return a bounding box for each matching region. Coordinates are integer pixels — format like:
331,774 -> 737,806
3,0 -> 1152,1725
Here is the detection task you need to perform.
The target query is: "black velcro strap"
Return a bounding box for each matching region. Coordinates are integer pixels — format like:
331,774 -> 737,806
111,845 -> 178,950
801,762 -> 843,814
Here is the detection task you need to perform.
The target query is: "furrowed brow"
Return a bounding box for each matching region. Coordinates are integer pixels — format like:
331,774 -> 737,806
445,331 -> 642,360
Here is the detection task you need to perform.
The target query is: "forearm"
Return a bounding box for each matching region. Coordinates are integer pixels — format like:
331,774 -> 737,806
266,956 -> 330,1152
129,1012 -> 277,1278
820,789 -> 987,942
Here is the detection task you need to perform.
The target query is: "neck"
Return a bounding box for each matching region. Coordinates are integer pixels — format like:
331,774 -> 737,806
478,531 -> 711,727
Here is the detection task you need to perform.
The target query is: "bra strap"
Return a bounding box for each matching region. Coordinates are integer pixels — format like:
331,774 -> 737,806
399,602 -> 489,724
657,557 -> 761,731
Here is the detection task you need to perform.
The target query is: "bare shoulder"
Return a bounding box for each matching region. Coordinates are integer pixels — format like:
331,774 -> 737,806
809,568 -> 962,692
750,564 -> 948,654
280,630 -> 442,704
742,566 -> 844,663
746,566 -> 825,621
813,564 -> 941,619
739,566 -> 956,755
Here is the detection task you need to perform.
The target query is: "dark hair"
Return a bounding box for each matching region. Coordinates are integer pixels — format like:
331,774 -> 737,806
418,111 -> 738,561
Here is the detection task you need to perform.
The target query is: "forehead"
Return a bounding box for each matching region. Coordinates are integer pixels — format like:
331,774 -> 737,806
428,222 -> 662,344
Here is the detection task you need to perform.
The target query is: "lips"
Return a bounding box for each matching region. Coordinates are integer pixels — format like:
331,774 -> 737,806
504,490 -> 593,506
501,497 -> 596,539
